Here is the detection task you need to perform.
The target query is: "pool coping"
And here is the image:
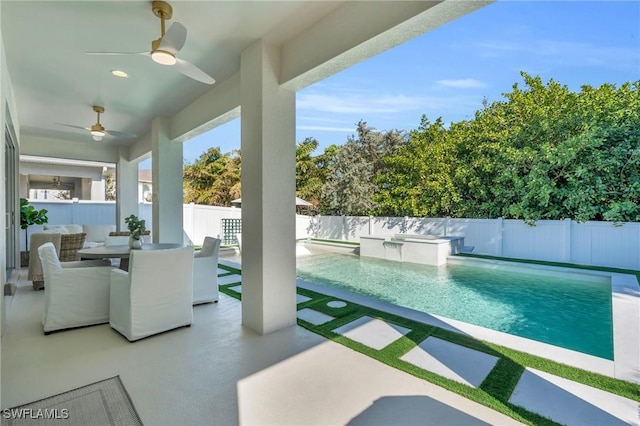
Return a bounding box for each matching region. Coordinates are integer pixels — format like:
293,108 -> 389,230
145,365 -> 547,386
445,257 -> 639,384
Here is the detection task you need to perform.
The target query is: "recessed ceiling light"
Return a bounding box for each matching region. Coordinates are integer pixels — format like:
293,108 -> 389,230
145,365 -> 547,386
111,69 -> 128,78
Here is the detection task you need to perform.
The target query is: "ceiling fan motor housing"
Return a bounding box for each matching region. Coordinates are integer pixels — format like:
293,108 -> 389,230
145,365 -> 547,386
90,105 -> 106,137
91,123 -> 105,134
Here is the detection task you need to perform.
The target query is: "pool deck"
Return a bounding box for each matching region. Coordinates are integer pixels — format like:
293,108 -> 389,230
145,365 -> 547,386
219,252 -> 640,425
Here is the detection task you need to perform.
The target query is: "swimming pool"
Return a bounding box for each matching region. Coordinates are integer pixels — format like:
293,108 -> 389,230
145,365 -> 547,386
296,252 -> 613,359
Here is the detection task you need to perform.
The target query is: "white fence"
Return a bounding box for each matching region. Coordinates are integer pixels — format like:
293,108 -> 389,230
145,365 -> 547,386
21,201 -> 640,270
312,215 -> 640,270
22,201 -> 313,249
181,204 -> 313,245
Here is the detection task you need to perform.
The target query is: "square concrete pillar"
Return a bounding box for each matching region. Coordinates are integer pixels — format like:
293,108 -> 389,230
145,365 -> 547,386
152,117 -> 184,244
116,147 -> 139,232
240,40 -> 297,335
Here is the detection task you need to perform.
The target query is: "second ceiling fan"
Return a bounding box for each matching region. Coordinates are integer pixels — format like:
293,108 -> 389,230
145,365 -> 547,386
86,1 -> 215,85
57,105 -> 136,141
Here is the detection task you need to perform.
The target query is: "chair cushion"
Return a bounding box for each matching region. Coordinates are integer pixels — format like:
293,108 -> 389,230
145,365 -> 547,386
43,224 -> 83,234
105,235 -> 130,246
82,241 -> 103,249
83,224 -> 116,243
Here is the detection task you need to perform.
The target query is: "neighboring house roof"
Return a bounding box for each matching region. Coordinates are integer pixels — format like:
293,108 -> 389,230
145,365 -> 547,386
138,169 -> 152,183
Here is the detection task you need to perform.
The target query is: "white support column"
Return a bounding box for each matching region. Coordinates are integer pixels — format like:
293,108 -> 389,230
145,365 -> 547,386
151,117 -> 183,244
90,178 -> 106,201
116,147 -> 138,231
240,39 -> 296,335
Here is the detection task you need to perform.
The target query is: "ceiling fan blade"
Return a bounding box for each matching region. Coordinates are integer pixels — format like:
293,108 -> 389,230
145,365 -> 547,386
85,51 -> 151,57
175,58 -> 215,85
56,123 -> 90,131
105,129 -> 137,139
159,22 -> 187,54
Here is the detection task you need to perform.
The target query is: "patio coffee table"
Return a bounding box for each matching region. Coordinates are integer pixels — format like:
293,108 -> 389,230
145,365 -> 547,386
78,243 -> 184,271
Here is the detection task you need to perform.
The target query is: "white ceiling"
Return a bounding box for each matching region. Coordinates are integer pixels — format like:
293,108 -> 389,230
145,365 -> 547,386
2,1 -> 344,147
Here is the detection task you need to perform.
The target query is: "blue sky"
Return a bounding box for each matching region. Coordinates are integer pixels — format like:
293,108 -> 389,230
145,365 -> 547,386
175,1 -> 639,166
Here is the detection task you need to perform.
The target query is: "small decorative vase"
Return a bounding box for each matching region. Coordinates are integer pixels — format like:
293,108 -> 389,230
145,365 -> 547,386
129,237 -> 143,249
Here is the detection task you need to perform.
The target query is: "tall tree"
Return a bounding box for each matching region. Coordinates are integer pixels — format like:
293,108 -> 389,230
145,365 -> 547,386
322,121 -> 406,215
183,147 -> 241,206
508,80 -> 640,222
375,73 -> 639,222
105,172 -> 116,201
375,117 -> 459,217
296,138 -> 339,208
295,138 -> 322,206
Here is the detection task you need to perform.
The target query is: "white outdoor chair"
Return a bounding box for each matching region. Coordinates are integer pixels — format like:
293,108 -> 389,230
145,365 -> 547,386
193,236 -> 221,304
109,246 -> 194,341
38,242 -> 114,334
104,235 -> 130,267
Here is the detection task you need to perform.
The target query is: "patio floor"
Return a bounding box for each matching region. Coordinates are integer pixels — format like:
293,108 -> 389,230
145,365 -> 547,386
1,267 -> 521,426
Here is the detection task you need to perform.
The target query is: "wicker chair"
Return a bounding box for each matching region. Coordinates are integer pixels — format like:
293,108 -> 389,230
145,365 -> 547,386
59,233 -> 87,261
29,233 -> 87,290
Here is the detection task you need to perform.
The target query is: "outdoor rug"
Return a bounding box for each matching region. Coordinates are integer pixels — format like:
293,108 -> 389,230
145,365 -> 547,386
1,376 -> 142,426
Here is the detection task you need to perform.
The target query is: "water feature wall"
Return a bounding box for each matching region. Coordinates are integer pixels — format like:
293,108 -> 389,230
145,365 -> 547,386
360,234 -> 464,266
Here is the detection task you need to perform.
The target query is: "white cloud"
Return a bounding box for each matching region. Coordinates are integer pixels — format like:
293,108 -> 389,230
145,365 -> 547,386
296,125 -> 356,132
473,39 -> 639,70
295,85 -> 488,136
296,116 -> 352,124
436,78 -> 487,89
297,93 -> 430,114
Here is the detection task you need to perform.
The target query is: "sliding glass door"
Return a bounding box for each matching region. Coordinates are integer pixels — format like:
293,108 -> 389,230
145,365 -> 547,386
5,125 -> 17,276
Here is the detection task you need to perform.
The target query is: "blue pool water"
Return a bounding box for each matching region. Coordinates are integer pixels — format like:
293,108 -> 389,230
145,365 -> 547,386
296,253 -> 613,359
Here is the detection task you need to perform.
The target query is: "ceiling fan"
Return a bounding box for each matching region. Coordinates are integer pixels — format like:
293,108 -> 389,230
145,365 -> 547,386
38,176 -> 74,191
56,105 -> 137,141
86,1 -> 215,85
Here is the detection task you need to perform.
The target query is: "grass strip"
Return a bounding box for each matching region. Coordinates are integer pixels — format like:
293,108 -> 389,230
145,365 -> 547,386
480,358 -> 525,401
217,264 -> 241,274
219,284 -> 241,301
217,264 -> 640,425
